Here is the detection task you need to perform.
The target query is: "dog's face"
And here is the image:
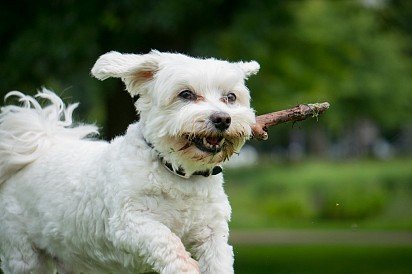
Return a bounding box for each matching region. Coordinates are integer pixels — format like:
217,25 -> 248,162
92,51 -> 259,174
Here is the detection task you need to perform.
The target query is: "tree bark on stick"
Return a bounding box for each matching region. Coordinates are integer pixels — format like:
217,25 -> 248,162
251,102 -> 330,140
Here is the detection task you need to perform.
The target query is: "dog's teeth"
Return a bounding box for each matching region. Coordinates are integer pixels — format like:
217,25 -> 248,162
202,136 -> 224,151
202,137 -> 212,149
203,137 -> 209,147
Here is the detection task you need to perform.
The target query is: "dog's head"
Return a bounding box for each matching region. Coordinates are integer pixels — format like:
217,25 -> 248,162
92,51 -> 259,175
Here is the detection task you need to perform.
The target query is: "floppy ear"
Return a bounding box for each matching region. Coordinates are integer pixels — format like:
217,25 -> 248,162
91,51 -> 159,96
237,61 -> 260,79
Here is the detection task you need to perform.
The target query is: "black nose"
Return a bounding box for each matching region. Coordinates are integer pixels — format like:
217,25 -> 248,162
210,112 -> 231,131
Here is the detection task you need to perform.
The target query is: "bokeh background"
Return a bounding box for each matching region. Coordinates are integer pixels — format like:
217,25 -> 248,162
1,0 -> 412,273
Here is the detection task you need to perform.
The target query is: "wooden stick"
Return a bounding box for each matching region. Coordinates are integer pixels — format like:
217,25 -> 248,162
251,102 -> 330,140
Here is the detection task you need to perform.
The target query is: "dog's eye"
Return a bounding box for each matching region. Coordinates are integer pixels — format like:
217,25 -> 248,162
179,90 -> 197,101
227,92 -> 237,103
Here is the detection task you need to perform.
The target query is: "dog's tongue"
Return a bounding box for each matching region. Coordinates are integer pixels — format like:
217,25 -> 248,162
206,136 -> 222,146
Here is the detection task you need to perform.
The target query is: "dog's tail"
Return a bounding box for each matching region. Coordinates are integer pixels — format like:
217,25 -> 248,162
0,88 -> 98,184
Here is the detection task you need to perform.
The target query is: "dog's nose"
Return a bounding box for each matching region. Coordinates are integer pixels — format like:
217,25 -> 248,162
210,112 -> 231,131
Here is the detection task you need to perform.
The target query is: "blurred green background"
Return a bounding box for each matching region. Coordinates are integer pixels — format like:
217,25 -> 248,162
1,0 -> 412,273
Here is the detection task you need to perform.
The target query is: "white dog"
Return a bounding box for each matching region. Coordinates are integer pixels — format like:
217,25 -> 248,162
0,51 -> 259,274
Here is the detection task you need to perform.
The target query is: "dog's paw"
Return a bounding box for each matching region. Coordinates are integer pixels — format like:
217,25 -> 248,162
183,257 -> 200,274
163,256 -> 199,274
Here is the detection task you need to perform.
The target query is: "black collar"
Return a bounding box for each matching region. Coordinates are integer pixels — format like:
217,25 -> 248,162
144,138 -> 222,179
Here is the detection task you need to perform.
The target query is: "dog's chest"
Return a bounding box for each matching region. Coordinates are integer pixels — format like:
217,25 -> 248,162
154,189 -> 209,235
136,175 -> 221,236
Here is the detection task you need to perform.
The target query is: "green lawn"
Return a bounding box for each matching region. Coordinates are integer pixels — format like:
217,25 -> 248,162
234,245 -> 412,274
226,159 -> 412,273
224,158 -> 412,230
1,245 -> 411,274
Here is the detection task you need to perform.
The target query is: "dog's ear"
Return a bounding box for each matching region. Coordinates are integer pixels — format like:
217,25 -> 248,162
237,61 -> 260,79
91,51 -> 159,96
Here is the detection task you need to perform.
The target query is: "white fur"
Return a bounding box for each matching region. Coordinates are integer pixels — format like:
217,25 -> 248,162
0,51 -> 259,274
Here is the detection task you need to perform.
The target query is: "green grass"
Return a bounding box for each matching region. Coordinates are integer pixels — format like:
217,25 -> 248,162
234,245 -> 412,274
2,245 -> 410,274
224,158 -> 412,230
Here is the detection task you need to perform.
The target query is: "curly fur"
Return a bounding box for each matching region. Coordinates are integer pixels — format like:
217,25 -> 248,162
0,89 -> 98,185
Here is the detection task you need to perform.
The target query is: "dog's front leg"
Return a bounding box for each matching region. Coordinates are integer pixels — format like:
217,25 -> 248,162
190,222 -> 234,274
109,215 -> 200,274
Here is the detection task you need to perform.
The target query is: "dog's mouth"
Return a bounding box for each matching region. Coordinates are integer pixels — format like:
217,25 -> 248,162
183,135 -> 225,153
